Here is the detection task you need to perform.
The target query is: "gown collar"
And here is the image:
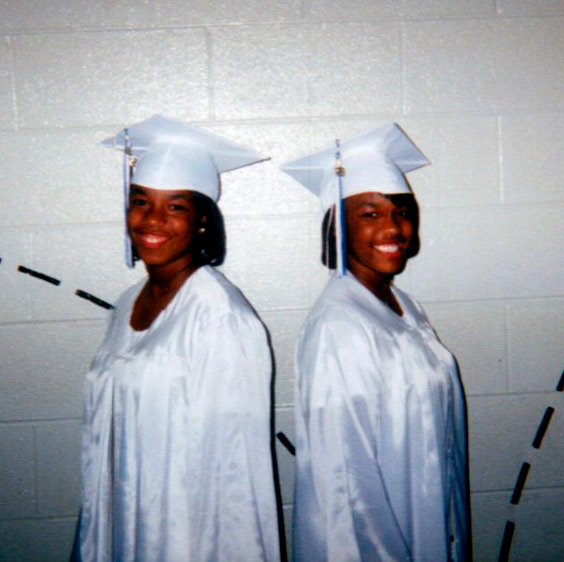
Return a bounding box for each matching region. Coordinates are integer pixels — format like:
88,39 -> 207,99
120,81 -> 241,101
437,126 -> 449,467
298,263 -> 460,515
329,271 -> 428,332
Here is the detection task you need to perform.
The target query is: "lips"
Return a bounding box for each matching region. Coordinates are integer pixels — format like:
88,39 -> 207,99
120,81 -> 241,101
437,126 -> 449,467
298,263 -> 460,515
372,242 -> 405,257
374,243 -> 400,253
134,231 -> 169,249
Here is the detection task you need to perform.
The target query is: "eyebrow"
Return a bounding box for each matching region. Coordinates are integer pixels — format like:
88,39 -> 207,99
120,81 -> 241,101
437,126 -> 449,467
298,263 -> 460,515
356,200 -> 407,210
356,201 -> 381,209
168,193 -> 192,201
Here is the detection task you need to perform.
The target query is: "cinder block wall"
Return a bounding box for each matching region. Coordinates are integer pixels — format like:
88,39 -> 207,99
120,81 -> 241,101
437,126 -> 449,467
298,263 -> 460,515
1,1 -> 563,560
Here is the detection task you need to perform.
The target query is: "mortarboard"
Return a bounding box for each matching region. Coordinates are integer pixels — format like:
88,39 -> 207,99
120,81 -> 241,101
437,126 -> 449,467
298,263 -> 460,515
102,114 -> 268,267
280,123 -> 429,275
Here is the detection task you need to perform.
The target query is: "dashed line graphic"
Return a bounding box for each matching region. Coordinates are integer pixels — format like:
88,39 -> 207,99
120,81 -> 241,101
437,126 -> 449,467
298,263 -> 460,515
12,261 -> 115,310
498,374 -> 562,561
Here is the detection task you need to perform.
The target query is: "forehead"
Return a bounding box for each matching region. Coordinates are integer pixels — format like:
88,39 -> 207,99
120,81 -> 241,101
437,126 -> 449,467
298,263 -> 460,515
130,185 -> 195,200
345,191 -> 396,208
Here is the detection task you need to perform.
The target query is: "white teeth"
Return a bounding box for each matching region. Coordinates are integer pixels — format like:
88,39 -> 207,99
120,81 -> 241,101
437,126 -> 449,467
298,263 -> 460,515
143,234 -> 166,243
375,244 -> 400,253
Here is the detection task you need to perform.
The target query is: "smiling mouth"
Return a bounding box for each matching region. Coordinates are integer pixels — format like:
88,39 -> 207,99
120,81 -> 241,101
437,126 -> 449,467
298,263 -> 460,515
136,232 -> 169,248
373,243 -> 403,254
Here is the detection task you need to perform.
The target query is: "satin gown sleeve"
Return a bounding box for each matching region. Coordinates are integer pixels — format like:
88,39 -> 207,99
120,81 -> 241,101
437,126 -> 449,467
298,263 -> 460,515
294,311 -> 411,562
184,310 -> 279,561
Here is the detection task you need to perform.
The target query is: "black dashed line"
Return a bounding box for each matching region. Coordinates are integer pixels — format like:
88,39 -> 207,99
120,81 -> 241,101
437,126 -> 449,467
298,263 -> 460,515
557,369 -> 564,392
498,520 -> 515,562
510,462 -> 531,505
75,290 -> 114,310
532,407 -> 555,449
276,432 -> 295,456
7,256 -> 564,558
18,265 -> 61,286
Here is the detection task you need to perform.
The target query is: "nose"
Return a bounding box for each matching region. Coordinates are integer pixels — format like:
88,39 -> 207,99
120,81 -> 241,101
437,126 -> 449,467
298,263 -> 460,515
381,212 -> 401,236
144,203 -> 166,226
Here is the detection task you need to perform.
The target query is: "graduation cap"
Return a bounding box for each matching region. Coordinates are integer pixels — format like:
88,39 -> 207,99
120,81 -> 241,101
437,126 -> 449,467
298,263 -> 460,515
102,114 -> 268,267
280,123 -> 429,275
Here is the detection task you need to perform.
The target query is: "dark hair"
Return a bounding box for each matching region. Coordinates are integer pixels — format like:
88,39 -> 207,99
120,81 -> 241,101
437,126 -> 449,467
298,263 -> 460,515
130,190 -> 226,267
190,191 -> 226,266
321,193 -> 420,269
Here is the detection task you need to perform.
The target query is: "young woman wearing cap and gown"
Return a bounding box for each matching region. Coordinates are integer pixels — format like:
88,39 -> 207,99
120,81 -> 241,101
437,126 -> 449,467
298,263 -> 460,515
281,124 -> 470,562
77,116 -> 281,562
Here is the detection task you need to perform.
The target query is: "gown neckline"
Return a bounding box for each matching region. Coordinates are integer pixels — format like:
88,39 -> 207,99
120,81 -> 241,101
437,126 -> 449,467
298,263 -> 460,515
128,266 -> 204,333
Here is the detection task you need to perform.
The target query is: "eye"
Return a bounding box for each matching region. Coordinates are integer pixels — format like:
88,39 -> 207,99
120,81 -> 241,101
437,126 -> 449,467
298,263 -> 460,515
362,211 -> 380,218
168,203 -> 189,212
394,208 -> 408,218
130,197 -> 148,207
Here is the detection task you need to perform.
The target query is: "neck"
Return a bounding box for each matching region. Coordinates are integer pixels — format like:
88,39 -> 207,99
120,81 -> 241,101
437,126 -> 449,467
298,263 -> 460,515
145,256 -> 201,297
345,261 -> 404,315
346,261 -> 395,298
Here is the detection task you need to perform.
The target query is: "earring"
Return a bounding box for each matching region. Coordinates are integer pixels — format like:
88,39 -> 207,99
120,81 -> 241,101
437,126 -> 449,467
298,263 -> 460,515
198,227 -> 206,234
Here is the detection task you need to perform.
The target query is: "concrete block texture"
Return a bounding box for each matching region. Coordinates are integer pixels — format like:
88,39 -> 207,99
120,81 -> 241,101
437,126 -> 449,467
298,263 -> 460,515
0,517 -> 77,562
0,37 -> 15,130
221,214 -> 328,311
306,0 -> 495,21
0,425 -> 36,518
405,17 -> 564,113
211,22 -> 402,120
402,0 -> 496,17
0,0 -> 102,33
509,488 -> 564,561
0,320 -> 106,422
36,420 -> 81,516
501,112 -> 564,204
468,393 -> 564,492
498,0 -> 564,15
28,224 -> 144,322
472,486 -> 564,561
0,129 -> 122,226
471,488 -> 564,561
0,0 -> 302,33
423,300 -> 507,395
261,309 -> 309,407
102,0 -> 302,28
470,491 -> 509,561
211,25 -> 311,120
507,298 -> 564,392
13,30 -> 208,129
0,228 -> 34,322
400,115 -> 500,208
306,0 -> 399,20
207,122 -> 320,218
409,204 -> 564,303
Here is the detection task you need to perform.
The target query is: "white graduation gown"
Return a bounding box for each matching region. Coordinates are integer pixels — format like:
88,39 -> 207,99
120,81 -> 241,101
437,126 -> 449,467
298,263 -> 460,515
293,273 -> 469,562
80,266 -> 281,562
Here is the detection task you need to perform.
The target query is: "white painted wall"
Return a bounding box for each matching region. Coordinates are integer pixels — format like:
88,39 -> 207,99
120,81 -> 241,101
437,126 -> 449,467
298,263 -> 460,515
1,1 -> 563,560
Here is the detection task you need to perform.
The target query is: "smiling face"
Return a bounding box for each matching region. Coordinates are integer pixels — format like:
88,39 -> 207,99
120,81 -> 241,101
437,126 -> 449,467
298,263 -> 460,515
127,185 -> 200,273
345,191 -> 415,292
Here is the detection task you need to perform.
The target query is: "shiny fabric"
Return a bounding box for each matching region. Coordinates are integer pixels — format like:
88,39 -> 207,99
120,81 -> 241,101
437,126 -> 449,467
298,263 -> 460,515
294,273 -> 469,562
80,266 -> 280,562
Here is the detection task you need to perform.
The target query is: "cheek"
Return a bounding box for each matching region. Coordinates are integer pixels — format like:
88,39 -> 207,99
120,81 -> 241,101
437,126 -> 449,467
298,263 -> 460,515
346,226 -> 372,257
126,208 -> 142,234
173,216 -> 198,241
347,222 -> 372,243
401,222 -> 415,242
